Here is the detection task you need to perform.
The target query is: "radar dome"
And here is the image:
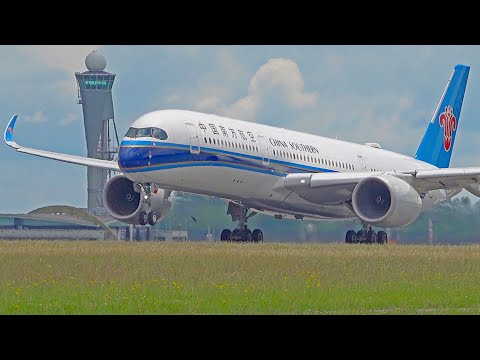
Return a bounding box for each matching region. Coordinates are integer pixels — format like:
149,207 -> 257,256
85,51 -> 107,72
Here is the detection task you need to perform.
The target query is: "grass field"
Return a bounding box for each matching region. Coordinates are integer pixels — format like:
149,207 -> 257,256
1,240 -> 480,314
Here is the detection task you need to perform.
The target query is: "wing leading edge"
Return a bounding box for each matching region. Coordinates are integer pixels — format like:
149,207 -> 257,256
4,114 -> 120,171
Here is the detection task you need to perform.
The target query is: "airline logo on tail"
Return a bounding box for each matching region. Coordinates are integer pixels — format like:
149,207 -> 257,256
439,105 -> 457,152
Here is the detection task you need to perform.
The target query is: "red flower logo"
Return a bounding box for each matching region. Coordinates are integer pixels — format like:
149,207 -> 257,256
7,126 -> 13,134
439,106 -> 457,152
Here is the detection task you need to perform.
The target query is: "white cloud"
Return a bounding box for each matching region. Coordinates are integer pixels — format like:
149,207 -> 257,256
166,94 -> 180,104
24,111 -> 48,124
194,96 -> 222,113
14,45 -> 103,96
20,45 -> 103,73
248,58 -> 316,108
216,58 -> 317,121
58,113 -> 78,126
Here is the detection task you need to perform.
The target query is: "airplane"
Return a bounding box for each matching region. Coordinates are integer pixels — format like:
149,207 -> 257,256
4,64 -> 479,244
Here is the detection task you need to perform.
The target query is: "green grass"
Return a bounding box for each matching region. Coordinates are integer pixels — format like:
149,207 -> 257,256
1,240 -> 480,314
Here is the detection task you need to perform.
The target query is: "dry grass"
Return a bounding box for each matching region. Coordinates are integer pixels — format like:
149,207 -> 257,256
1,240 -> 480,314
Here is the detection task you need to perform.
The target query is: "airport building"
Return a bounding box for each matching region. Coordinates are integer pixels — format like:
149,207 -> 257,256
1,50 -> 188,242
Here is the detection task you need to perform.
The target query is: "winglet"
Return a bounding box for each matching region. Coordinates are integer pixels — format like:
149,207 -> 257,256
4,114 -> 20,149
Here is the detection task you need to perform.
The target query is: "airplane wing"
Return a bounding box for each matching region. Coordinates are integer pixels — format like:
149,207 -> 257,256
4,114 -> 120,171
283,168 -> 480,204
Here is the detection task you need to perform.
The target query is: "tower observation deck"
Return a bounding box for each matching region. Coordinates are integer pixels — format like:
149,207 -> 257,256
75,51 -> 119,215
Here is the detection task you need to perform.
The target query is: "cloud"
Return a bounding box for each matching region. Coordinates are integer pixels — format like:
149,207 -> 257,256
166,94 -> 180,104
16,46 -> 104,96
58,113 -> 78,126
194,96 -> 223,113
20,45 -> 103,73
24,111 -> 48,124
190,58 -> 317,121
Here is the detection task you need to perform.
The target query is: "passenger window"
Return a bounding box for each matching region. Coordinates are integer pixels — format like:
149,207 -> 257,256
209,138 -> 212,144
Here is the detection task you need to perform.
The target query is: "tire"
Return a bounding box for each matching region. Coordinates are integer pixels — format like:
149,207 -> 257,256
220,229 -> 232,242
356,230 -> 365,243
243,229 -> 252,242
252,229 -> 263,243
139,211 -> 148,226
346,230 -> 356,244
377,231 -> 387,244
366,229 -> 376,244
232,228 -> 242,242
148,211 -> 157,226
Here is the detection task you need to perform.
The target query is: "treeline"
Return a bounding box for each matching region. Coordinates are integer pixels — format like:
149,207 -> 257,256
156,192 -> 480,244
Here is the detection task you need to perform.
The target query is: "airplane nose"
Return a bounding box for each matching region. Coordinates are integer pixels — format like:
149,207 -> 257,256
118,143 -> 150,170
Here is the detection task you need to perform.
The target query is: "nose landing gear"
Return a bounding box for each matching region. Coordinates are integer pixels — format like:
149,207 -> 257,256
137,183 -> 158,226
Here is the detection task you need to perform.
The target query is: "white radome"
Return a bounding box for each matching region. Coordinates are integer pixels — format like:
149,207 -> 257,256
85,51 -> 106,72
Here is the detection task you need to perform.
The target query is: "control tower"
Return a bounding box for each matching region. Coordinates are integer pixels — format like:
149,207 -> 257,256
75,51 -> 119,214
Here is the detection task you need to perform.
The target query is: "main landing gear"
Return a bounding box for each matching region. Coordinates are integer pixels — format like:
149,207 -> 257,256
345,224 -> 387,244
220,202 -> 264,243
137,183 -> 158,226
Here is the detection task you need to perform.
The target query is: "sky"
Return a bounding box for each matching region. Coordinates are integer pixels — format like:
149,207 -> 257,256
2,45 -> 480,213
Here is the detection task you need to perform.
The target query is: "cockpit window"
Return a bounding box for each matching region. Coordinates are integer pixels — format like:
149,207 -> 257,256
151,128 -> 168,140
125,127 -> 138,138
125,127 -> 168,140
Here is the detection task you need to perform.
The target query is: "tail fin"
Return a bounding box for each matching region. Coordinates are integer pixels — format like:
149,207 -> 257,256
415,64 -> 469,168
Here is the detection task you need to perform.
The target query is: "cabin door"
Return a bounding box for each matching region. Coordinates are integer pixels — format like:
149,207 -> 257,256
257,134 -> 270,165
185,123 -> 200,154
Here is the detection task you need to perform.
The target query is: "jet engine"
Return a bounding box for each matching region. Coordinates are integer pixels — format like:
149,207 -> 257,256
351,175 -> 422,228
102,174 -> 171,225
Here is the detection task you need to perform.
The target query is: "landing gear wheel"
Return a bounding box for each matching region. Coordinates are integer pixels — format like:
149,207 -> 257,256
346,230 -> 356,244
148,211 -> 157,226
139,211 -> 148,226
377,231 -> 387,244
356,230 -> 365,243
232,228 -> 242,242
252,229 -> 263,243
366,229 -> 377,244
220,229 -> 232,242
243,229 -> 252,242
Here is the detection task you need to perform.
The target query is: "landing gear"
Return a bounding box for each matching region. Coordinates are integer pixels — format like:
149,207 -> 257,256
138,183 -> 158,227
377,231 -> 388,244
220,229 -> 232,242
345,230 -> 356,244
345,224 -> 386,244
139,211 -> 148,226
221,202 -> 264,243
252,229 -> 263,243
148,211 -> 157,226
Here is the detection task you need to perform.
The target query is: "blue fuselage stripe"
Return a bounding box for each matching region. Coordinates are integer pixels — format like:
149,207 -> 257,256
118,139 -> 337,176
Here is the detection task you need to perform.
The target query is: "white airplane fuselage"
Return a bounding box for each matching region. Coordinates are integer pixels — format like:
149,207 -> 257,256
118,109 -> 458,221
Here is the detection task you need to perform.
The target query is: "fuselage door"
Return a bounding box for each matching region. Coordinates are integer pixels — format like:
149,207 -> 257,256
357,155 -> 368,171
257,134 -> 270,165
185,123 -> 200,154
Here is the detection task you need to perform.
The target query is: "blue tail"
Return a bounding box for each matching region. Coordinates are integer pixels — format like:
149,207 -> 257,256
415,64 -> 469,168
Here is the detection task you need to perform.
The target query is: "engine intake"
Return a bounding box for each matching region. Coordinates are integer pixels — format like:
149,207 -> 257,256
102,174 -> 171,225
352,175 -> 422,228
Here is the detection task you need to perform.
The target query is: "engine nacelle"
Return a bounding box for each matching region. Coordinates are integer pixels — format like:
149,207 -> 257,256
102,174 -> 171,225
351,175 -> 422,228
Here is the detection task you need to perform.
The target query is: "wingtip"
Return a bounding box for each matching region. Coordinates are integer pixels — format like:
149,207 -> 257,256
4,114 -> 20,149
